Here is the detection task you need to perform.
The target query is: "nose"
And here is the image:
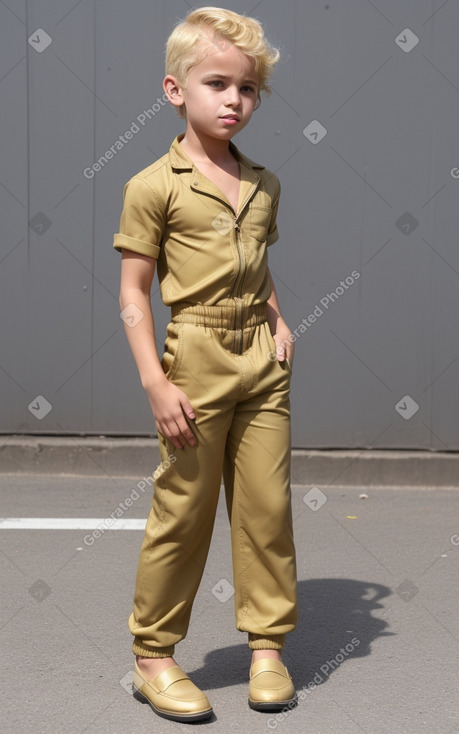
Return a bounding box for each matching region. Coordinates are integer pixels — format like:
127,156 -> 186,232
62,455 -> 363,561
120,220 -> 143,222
225,84 -> 241,108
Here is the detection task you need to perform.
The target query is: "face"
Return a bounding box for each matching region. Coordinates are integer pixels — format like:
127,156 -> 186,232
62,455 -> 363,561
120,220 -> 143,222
167,36 -> 260,139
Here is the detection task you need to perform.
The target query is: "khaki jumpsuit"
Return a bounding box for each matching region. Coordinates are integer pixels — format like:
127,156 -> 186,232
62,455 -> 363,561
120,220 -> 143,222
114,134 -> 297,657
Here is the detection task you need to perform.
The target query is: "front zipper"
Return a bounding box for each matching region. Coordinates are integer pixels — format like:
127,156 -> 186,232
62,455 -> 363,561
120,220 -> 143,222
231,219 -> 244,354
231,219 -> 244,297
229,184 -> 260,354
190,174 -> 261,354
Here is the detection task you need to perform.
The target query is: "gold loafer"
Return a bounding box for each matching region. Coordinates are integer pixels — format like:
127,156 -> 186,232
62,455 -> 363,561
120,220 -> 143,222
132,660 -> 213,722
248,658 -> 297,712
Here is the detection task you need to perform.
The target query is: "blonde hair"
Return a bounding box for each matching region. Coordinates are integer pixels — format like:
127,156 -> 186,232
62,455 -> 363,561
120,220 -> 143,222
165,6 -> 280,118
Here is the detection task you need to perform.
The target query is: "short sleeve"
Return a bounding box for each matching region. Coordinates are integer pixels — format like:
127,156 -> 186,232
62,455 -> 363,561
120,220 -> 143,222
266,177 -> 281,247
113,177 -> 165,259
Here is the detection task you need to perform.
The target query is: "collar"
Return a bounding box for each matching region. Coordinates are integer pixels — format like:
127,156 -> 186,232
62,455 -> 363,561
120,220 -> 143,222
168,133 -> 265,172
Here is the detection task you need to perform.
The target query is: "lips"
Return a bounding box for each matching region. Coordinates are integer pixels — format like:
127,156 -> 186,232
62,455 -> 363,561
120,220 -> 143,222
221,115 -> 239,121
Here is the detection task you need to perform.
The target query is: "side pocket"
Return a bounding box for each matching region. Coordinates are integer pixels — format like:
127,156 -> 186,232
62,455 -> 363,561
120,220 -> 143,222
264,323 -> 293,375
277,355 -> 293,376
161,322 -> 184,381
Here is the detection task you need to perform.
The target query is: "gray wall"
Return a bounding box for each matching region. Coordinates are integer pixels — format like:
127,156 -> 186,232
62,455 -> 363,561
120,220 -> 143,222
1,0 -> 458,450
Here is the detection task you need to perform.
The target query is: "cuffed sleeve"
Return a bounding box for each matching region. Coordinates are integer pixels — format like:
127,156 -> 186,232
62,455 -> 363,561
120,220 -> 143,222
113,177 -> 165,259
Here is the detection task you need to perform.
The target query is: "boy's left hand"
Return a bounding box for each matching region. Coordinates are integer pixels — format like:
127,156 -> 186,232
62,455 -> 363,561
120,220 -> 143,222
272,321 -> 294,367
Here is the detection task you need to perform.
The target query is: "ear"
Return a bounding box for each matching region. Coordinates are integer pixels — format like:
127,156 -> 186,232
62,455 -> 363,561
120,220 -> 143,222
163,75 -> 185,109
253,94 -> 261,111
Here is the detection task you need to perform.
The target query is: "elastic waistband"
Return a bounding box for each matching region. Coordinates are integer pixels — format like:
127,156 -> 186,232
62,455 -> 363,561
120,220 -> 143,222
170,301 -> 267,330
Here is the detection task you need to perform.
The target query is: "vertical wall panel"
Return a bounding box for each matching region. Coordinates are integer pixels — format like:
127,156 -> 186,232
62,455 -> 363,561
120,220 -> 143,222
0,1 -> 28,432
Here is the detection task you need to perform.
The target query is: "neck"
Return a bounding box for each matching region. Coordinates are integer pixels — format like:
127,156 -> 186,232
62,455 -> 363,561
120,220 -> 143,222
179,128 -> 235,164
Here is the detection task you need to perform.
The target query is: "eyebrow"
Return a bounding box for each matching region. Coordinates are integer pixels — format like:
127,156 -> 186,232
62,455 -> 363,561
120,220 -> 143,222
201,73 -> 258,86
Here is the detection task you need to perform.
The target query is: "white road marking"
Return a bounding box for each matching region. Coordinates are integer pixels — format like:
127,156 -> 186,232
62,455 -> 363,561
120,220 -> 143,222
0,518 -> 146,530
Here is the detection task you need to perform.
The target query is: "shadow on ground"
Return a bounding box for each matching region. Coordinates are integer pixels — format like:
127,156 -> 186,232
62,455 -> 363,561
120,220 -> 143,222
187,578 -> 395,691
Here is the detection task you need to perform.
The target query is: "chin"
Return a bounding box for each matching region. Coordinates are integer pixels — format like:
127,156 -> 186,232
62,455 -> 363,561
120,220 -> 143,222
211,128 -> 237,138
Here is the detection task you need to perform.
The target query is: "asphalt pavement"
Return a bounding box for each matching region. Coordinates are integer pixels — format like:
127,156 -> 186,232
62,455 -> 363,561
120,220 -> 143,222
1,473 -> 458,734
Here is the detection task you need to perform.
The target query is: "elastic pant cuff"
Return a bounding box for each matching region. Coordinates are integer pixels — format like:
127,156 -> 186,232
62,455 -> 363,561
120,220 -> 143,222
132,640 -> 175,658
248,633 -> 285,650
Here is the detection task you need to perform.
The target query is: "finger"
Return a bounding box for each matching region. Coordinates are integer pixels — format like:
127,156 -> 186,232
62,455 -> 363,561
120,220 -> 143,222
176,418 -> 196,447
180,395 -> 195,421
157,420 -> 185,450
169,431 -> 185,450
276,344 -> 286,362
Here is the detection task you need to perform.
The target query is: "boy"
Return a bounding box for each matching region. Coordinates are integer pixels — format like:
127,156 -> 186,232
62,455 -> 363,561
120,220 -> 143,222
114,6 -> 298,723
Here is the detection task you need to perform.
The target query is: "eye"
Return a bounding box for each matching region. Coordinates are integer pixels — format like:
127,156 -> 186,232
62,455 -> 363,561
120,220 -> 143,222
207,80 -> 224,88
241,85 -> 256,94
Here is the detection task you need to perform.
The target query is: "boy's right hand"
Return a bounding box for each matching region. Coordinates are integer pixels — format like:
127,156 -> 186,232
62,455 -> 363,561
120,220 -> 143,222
145,379 -> 196,449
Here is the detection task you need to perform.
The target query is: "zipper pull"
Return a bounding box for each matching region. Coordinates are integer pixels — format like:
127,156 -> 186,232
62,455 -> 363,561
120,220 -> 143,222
234,218 -> 240,232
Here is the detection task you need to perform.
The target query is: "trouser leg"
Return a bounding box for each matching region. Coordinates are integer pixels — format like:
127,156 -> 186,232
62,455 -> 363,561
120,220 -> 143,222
223,322 -> 298,648
129,322 -> 237,657
129,427 -> 226,656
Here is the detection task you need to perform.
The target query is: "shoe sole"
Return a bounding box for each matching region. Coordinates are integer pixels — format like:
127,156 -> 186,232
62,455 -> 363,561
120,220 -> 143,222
132,685 -> 213,723
248,694 -> 298,712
